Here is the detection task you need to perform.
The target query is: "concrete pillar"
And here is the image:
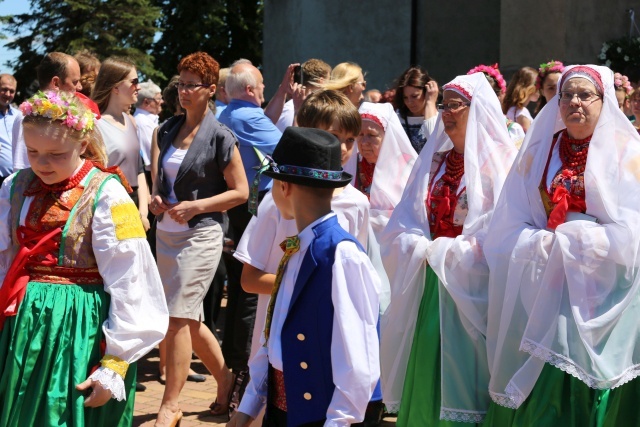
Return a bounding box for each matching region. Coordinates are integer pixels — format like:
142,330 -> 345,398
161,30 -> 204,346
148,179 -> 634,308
263,0 -> 412,98
416,0 -> 501,84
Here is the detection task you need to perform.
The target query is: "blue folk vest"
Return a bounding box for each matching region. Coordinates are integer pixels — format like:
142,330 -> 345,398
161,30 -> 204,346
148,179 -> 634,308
279,215 -> 364,426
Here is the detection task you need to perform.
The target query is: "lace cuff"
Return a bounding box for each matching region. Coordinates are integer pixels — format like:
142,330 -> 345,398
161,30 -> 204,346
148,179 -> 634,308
101,354 -> 129,379
88,367 -> 126,401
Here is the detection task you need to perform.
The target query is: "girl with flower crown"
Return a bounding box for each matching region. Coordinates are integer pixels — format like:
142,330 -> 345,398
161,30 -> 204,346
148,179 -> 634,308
613,71 -> 633,114
535,60 -> 565,115
467,64 -> 526,148
0,90 -> 168,426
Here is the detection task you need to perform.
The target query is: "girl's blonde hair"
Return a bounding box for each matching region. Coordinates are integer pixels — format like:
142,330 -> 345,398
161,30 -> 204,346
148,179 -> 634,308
502,66 -> 538,113
322,62 -> 363,93
91,57 -> 136,113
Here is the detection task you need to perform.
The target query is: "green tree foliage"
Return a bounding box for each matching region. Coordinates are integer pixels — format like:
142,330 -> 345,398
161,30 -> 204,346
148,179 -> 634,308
2,0 -> 161,97
151,0 -> 263,85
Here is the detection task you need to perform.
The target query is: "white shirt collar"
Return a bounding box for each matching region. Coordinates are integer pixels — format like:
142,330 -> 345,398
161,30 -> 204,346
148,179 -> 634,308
297,212 -> 336,252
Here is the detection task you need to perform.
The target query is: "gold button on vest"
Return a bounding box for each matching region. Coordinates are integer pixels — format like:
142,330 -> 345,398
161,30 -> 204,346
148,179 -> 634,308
300,361 -> 308,369
297,333 -> 305,341
303,392 -> 312,400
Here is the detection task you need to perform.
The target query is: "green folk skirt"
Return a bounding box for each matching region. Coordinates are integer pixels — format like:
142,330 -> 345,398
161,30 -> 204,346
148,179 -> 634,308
0,282 -> 136,427
485,355 -> 640,427
397,267 -> 481,427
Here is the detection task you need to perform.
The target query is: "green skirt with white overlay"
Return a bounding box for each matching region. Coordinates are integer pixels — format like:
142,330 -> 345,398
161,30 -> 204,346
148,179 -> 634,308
484,357 -> 640,427
0,281 -> 136,426
397,266 -> 481,426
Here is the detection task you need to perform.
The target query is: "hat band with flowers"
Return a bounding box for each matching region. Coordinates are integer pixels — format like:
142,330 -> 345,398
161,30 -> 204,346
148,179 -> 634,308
273,164 -> 344,181
20,91 -> 96,135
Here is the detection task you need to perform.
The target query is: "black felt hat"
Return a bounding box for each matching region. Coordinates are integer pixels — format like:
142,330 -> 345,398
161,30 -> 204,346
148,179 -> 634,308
262,127 -> 352,188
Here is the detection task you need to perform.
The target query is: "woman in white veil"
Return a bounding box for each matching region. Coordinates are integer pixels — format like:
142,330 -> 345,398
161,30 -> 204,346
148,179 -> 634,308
484,64 -> 640,425
355,102 -> 417,238
380,73 -> 517,425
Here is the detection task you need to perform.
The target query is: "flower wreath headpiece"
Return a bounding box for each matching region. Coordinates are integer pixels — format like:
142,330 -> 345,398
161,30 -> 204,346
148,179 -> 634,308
536,60 -> 565,90
19,91 -> 96,135
613,72 -> 633,96
467,63 -> 506,94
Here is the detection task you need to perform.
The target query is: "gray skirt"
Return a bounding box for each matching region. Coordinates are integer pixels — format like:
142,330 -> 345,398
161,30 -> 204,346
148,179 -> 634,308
156,223 -> 223,321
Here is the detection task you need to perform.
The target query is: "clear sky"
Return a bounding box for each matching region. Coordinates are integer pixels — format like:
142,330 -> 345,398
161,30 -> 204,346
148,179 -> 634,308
0,0 -> 31,74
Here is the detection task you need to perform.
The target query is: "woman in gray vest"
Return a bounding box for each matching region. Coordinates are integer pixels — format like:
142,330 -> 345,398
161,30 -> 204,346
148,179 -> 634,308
149,52 -> 249,427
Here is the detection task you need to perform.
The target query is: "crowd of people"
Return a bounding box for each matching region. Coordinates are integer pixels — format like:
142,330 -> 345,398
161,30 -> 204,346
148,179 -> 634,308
0,48 -> 639,427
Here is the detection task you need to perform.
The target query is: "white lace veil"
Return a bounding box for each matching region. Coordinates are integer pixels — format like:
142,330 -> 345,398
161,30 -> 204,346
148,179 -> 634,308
379,73 -> 517,418
484,64 -> 640,409
358,102 -> 418,238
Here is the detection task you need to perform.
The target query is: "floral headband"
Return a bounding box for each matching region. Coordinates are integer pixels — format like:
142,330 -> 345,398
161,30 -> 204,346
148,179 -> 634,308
19,91 -> 96,135
536,60 -> 565,90
614,72 -> 633,96
467,64 -> 506,94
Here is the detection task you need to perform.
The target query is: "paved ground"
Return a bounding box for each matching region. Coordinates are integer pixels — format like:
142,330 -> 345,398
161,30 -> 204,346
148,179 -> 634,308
132,349 -> 397,426
133,348 -> 231,426
132,294 -> 397,427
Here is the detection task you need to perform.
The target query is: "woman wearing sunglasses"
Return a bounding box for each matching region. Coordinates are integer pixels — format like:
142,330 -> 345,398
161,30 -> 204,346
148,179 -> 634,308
150,52 -> 248,427
381,73 -> 517,426
92,57 -> 150,230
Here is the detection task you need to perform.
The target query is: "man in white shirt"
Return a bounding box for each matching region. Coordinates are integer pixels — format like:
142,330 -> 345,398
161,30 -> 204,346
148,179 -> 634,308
133,80 -> 163,172
12,52 -> 82,170
0,74 -> 18,183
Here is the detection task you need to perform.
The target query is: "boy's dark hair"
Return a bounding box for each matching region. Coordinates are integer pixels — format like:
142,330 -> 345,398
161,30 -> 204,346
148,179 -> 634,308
297,90 -> 361,136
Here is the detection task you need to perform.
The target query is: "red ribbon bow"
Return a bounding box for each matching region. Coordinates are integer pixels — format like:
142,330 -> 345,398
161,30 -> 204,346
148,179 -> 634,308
430,186 -> 463,239
547,185 -> 587,230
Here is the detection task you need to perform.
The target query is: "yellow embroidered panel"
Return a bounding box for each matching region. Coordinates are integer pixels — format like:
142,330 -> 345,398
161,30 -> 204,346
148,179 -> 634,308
101,354 -> 129,379
110,202 -> 145,240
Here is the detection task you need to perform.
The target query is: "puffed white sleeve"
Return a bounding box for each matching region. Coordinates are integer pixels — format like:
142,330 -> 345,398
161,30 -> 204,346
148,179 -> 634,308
234,191 -> 280,271
421,115 -> 438,142
0,175 -> 16,287
327,241 -> 380,426
89,177 -> 168,400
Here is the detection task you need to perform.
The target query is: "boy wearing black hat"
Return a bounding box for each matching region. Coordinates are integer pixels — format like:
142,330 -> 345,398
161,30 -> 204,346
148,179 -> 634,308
228,127 -> 381,427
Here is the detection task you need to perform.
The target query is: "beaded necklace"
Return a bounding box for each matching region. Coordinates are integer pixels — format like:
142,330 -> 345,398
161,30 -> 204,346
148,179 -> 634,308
441,149 -> 465,189
426,150 -> 466,239
558,130 -> 591,176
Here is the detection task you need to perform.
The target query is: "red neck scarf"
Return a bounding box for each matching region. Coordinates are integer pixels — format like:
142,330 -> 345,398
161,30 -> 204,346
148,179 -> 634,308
546,130 -> 590,229
427,150 -> 465,239
357,158 -> 375,198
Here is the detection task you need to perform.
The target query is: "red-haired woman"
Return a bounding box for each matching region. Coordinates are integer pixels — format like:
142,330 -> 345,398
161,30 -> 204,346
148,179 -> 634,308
150,52 -> 249,426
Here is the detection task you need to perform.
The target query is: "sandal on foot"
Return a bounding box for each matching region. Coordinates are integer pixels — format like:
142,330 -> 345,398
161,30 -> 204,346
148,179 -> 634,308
209,371 -> 236,418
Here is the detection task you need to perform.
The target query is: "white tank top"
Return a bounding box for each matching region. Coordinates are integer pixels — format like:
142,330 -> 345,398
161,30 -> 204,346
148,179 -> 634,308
157,144 -> 189,232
